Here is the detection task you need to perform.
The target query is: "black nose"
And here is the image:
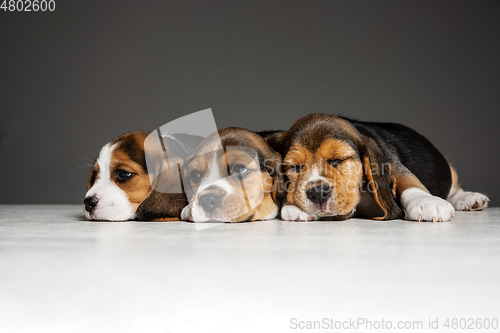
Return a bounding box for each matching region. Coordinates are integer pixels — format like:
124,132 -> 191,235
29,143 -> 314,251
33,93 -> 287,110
84,197 -> 98,213
198,193 -> 221,213
306,185 -> 331,205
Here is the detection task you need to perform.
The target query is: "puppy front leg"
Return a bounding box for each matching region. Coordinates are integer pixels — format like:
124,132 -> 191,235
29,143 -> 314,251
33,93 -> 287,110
447,166 -> 489,211
401,188 -> 455,222
281,204 -> 318,221
396,174 -> 455,222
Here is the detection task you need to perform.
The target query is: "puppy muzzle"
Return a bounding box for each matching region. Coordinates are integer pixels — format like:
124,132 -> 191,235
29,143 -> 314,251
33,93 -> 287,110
198,192 -> 222,213
306,184 -> 331,205
194,187 -> 228,219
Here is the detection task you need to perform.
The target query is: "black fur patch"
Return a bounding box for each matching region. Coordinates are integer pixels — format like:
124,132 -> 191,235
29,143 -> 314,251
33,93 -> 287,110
343,118 -> 452,199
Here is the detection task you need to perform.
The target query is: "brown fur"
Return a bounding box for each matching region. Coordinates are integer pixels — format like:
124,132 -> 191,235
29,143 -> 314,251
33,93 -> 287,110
183,127 -> 285,222
87,131 -> 188,221
272,114 -> 406,220
449,165 -> 460,194
284,139 -> 363,217
110,148 -> 153,213
87,131 -> 152,215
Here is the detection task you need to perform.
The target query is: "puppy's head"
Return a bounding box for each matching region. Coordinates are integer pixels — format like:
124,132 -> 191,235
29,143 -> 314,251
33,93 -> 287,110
272,113 -> 400,220
182,128 -> 285,222
85,130 -> 204,221
84,131 -> 152,221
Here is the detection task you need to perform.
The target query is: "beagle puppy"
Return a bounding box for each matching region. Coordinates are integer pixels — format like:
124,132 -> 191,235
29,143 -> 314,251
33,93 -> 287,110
268,113 -> 489,222
180,127 -> 286,222
84,131 -> 202,221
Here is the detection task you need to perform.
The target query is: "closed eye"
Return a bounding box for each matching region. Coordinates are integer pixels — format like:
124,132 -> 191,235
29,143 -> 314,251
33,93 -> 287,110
327,157 -> 353,167
327,159 -> 340,167
113,169 -> 135,183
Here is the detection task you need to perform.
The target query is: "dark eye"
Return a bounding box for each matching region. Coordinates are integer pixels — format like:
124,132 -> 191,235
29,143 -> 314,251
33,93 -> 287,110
230,164 -> 250,179
327,159 -> 340,167
190,170 -> 203,181
289,164 -> 304,173
113,169 -> 135,183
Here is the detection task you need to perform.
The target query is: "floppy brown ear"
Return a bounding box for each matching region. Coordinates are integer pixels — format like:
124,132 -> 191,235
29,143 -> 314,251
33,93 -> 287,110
136,190 -> 187,221
136,168 -> 188,221
264,131 -> 286,155
359,137 -> 404,220
264,152 -> 287,204
257,131 -> 287,203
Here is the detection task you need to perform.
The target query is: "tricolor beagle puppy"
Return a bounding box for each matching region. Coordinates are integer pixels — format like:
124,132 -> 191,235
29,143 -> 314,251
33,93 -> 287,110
268,113 -> 489,222
180,127 -> 286,222
84,131 -> 202,221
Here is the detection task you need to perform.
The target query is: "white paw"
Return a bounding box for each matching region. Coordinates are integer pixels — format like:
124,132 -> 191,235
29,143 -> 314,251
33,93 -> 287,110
180,205 -> 192,221
281,204 -> 317,221
401,188 -> 455,222
448,189 -> 489,211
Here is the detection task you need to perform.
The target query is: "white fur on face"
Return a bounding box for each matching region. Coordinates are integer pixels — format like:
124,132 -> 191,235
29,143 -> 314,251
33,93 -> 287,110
298,165 -> 336,215
189,178 -> 235,222
84,143 -> 135,221
401,188 -> 455,222
306,166 -> 329,184
189,155 -> 234,222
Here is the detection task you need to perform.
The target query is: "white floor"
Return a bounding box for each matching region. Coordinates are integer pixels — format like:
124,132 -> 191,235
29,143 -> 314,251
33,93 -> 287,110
1,205 -> 499,333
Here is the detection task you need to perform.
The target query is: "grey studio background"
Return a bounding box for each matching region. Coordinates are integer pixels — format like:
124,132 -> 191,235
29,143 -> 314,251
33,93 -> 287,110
1,0 -> 499,205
